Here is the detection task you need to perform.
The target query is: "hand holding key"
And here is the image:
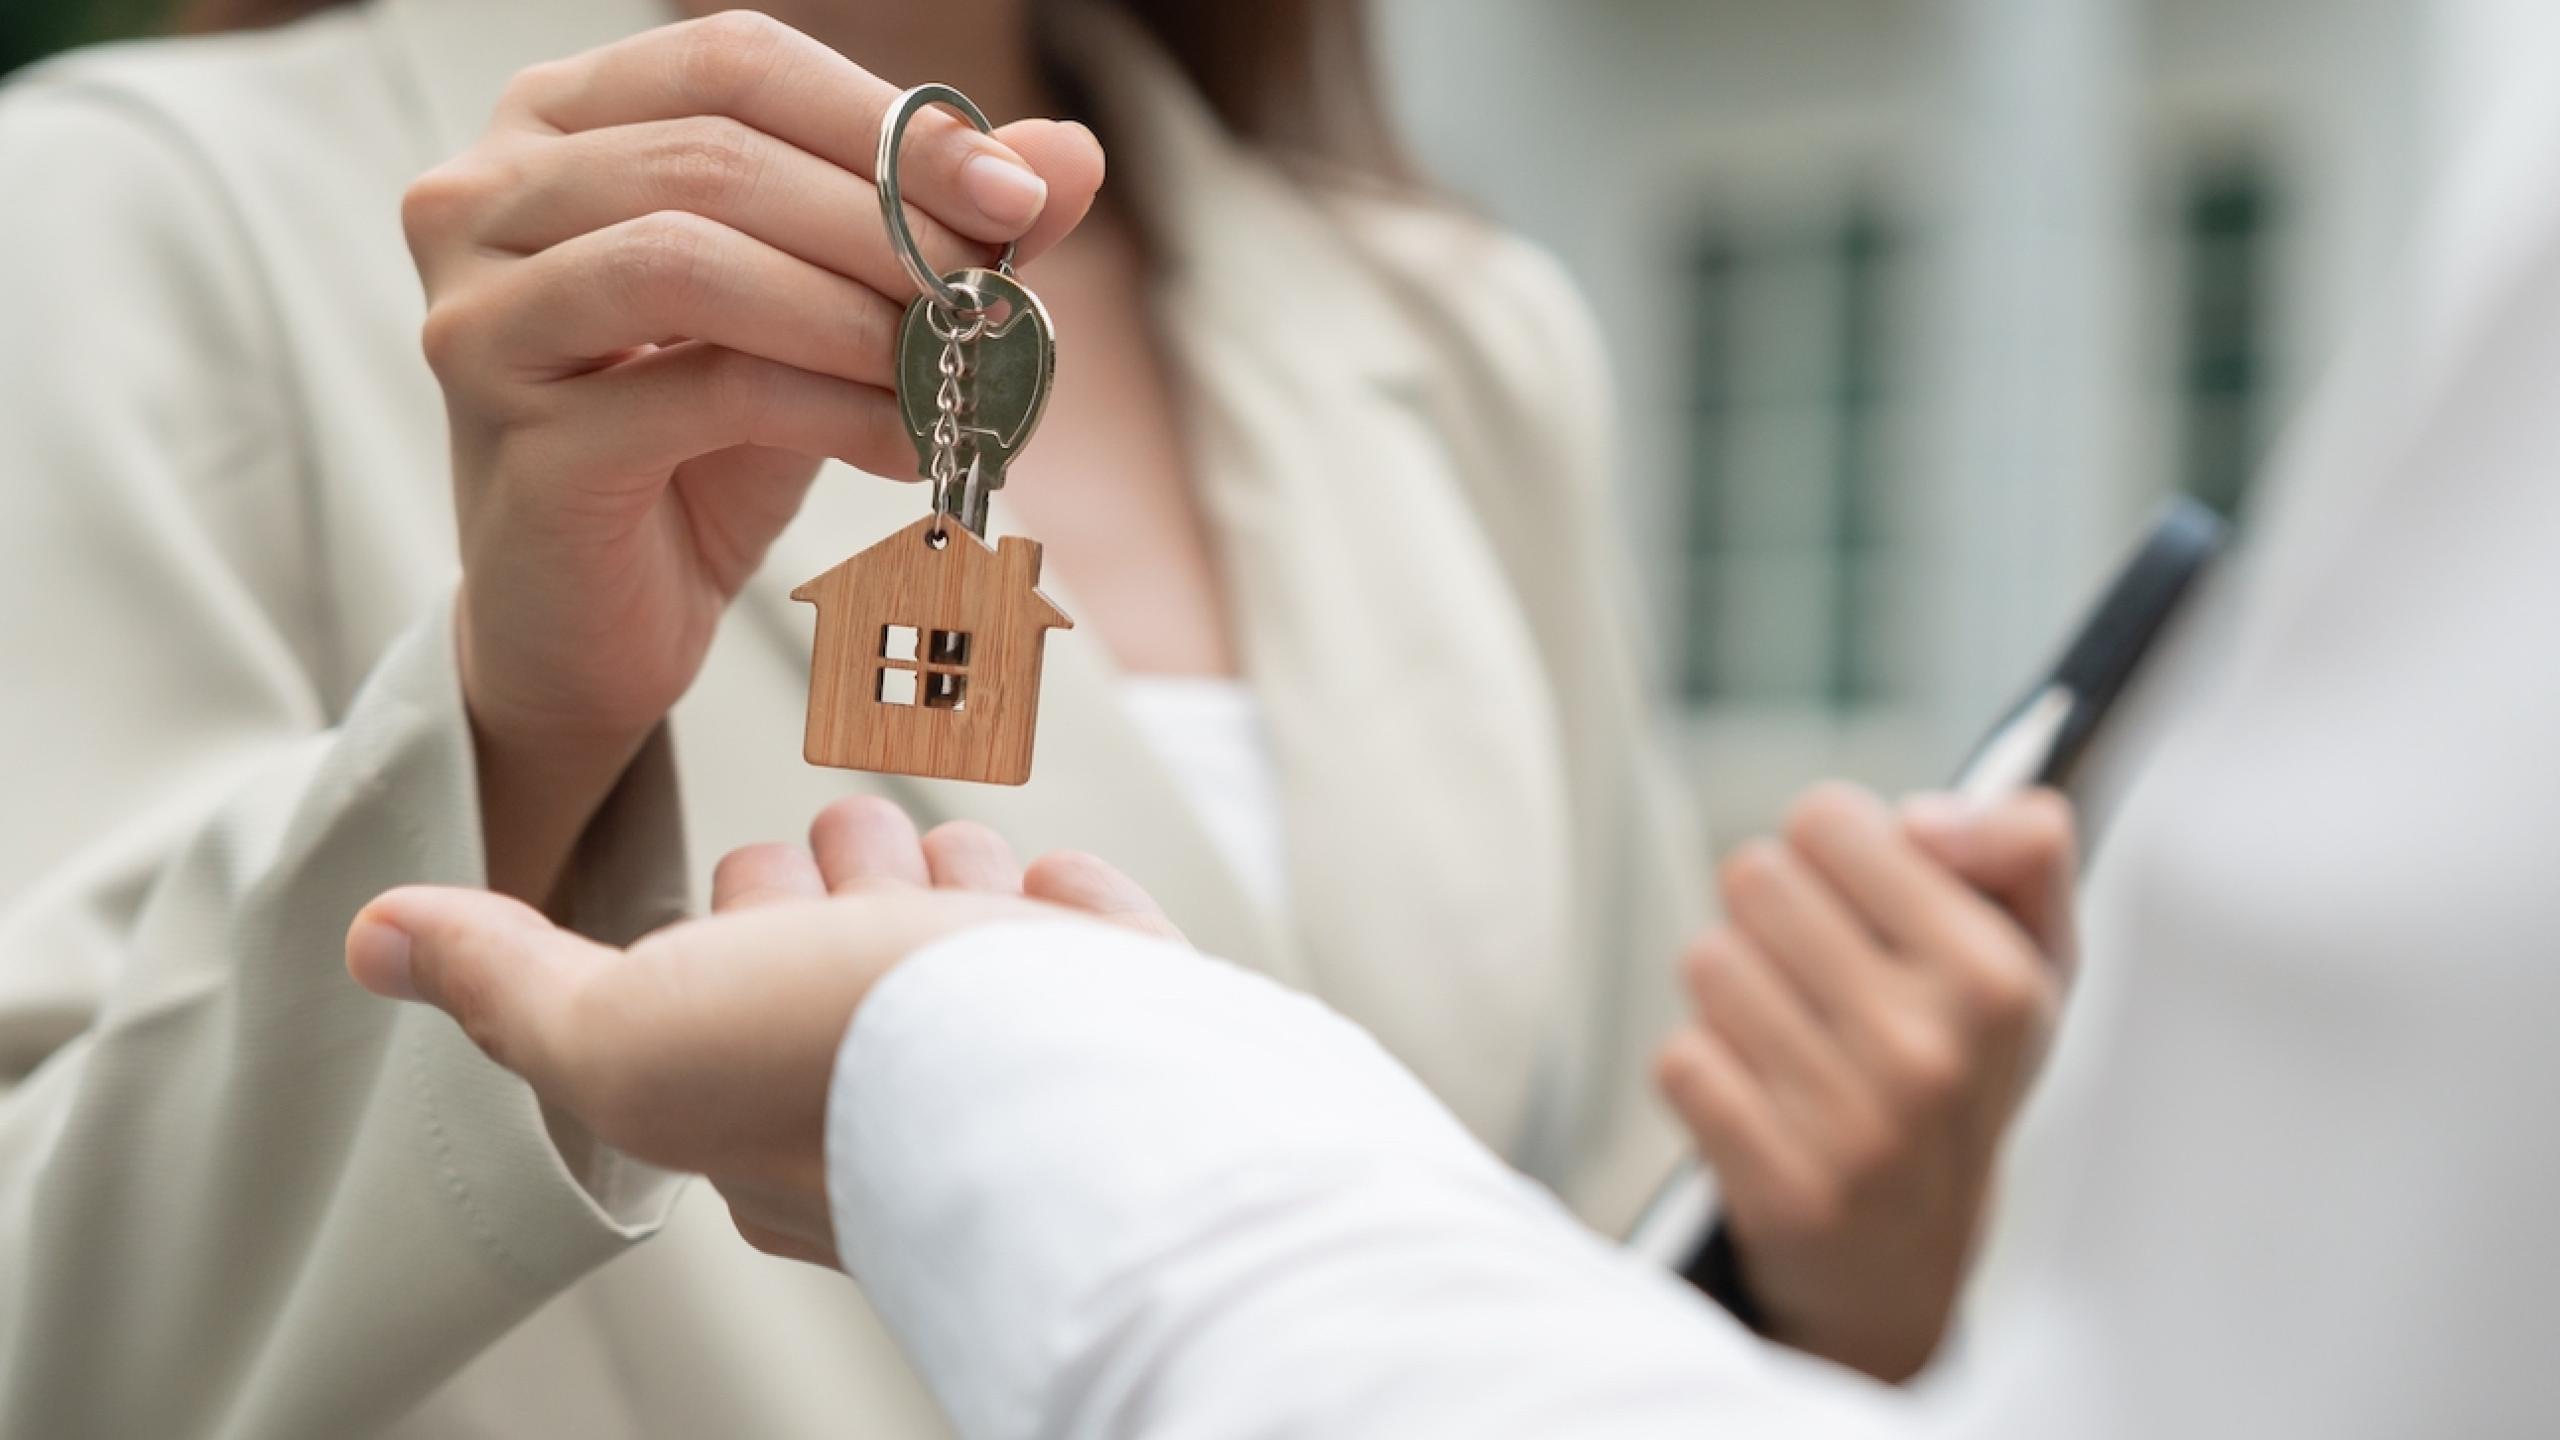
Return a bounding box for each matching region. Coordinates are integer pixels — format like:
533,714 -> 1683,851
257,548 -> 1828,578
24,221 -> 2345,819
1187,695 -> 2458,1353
399,12 -> 1104,902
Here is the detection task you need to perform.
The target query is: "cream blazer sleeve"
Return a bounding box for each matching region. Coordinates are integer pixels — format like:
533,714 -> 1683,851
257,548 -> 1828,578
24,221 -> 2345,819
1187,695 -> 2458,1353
0,83 -> 683,1438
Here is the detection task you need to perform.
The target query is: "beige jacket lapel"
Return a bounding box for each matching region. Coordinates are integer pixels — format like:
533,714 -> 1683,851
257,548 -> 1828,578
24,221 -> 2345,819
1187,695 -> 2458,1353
1055,11 -> 1579,1153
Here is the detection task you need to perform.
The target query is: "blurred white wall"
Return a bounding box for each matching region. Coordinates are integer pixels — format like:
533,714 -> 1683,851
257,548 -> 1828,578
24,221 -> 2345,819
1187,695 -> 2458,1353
1374,0 -> 2438,842
2430,0 -> 2560,165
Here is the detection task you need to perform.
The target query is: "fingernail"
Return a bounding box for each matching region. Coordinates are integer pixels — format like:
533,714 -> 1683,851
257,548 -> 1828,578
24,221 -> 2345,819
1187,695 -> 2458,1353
347,917 -> 419,1002
961,150 -> 1047,231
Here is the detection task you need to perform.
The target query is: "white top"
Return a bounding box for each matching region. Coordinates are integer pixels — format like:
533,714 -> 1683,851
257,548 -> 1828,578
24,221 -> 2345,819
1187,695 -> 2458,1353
1118,677 -> 1290,912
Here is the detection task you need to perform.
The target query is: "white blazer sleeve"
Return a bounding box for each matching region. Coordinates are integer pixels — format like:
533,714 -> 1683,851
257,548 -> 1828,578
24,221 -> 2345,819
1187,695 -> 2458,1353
828,922 -> 1907,1440
0,84 -> 685,1437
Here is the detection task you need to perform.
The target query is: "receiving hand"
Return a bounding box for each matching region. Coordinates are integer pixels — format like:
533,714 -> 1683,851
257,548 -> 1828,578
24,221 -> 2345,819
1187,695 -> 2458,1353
1656,783 -> 2075,1382
402,12 -> 1106,900
346,798 -> 1179,1267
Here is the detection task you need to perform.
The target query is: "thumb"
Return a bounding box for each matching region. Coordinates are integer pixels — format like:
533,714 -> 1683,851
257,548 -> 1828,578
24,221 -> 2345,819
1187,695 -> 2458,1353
1900,789 -> 2080,970
993,118 -> 1104,265
346,886 -> 613,1092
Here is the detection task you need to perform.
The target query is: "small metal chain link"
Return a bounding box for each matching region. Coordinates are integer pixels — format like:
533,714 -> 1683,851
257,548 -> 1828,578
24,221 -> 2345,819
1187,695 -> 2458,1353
924,297 -> 988,537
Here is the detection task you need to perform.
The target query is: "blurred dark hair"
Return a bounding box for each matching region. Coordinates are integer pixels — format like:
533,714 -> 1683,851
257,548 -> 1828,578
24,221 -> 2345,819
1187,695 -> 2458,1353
180,0 -> 1413,181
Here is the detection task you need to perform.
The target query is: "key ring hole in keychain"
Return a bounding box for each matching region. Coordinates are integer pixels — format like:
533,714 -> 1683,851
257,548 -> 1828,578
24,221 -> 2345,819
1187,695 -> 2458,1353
877,83 -> 1017,313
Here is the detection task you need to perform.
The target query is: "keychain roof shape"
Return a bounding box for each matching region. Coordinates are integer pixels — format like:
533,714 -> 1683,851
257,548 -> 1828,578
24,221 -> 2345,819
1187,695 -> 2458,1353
792,515 -> 1072,785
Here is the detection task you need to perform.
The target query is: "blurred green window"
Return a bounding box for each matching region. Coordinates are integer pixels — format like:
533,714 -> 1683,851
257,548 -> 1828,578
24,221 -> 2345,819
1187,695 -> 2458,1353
2177,159 -> 2278,520
1680,199 -> 1900,713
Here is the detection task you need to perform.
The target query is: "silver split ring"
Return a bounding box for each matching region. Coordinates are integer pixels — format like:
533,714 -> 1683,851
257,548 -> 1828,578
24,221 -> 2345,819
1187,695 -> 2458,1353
876,83 -> 1015,313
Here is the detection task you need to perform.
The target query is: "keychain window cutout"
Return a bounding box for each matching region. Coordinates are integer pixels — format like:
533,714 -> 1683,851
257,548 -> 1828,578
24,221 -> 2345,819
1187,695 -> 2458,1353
872,620 -> 975,713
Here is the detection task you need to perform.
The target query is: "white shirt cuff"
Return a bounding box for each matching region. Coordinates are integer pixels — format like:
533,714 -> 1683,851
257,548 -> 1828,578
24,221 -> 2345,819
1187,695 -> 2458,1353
823,921 -> 1905,1440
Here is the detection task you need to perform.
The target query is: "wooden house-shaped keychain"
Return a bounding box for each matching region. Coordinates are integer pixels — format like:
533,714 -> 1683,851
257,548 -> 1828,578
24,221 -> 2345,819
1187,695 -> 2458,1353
800,84 -> 1077,787
791,515 -> 1072,786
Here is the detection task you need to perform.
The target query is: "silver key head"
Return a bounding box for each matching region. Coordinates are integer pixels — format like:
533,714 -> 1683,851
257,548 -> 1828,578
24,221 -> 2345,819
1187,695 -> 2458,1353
896,267 -> 1056,486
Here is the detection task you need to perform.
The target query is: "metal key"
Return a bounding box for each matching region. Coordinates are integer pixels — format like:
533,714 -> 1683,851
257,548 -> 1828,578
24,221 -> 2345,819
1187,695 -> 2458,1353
895,266 -> 1055,536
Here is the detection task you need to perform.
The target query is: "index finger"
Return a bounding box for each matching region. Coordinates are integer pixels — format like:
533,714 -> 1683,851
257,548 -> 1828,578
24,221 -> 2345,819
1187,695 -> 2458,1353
1902,789 -> 2080,971
1781,782 -> 2016,958
501,12 -> 1041,245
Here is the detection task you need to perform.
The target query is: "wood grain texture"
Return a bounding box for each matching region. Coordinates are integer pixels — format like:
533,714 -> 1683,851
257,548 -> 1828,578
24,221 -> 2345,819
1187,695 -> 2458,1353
791,515 -> 1072,785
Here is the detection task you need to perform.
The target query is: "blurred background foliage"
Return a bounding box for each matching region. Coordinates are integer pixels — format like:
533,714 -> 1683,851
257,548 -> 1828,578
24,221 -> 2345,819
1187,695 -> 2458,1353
2,0 -> 174,76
